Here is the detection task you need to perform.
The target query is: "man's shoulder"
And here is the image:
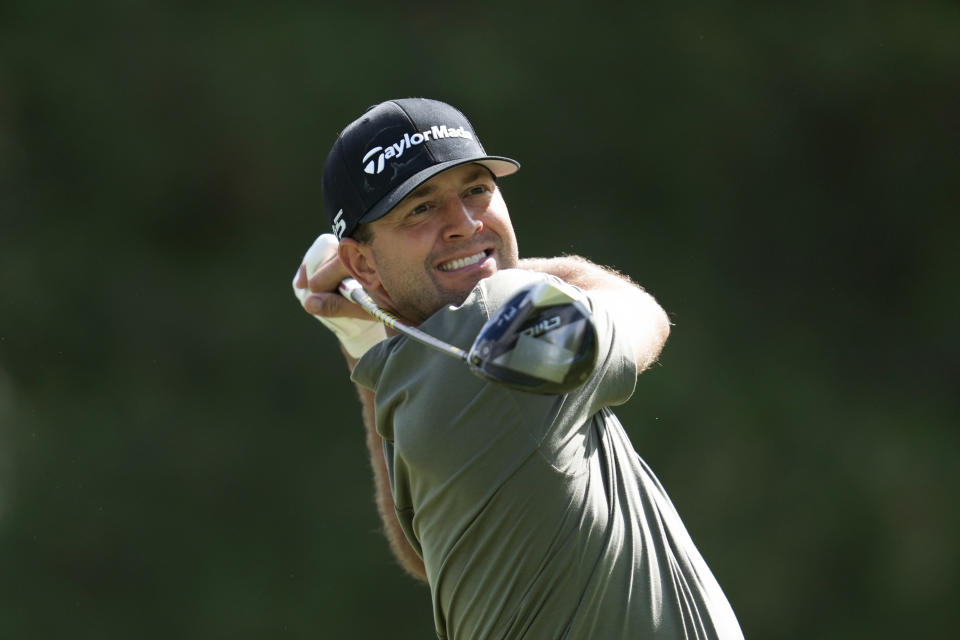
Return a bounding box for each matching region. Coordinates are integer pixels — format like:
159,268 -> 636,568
472,268 -> 563,314
481,268 -> 549,291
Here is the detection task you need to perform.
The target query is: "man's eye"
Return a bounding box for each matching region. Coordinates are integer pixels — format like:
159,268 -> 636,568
465,185 -> 490,197
409,203 -> 430,216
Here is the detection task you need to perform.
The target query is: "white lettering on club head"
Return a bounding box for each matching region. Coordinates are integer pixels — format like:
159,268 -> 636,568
521,316 -> 562,338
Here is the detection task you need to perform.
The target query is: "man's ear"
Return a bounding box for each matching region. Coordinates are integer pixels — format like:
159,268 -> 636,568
338,238 -> 381,291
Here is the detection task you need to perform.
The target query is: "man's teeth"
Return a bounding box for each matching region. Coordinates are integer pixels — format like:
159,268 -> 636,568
438,251 -> 486,272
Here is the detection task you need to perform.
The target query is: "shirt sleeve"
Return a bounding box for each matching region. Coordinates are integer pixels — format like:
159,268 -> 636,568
351,334 -> 398,392
581,289 -> 638,411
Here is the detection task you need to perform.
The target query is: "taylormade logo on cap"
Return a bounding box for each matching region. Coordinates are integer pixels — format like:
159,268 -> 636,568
362,125 -> 474,175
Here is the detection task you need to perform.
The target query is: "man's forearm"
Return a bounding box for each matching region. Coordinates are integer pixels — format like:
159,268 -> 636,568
342,348 -> 428,582
517,255 -> 671,372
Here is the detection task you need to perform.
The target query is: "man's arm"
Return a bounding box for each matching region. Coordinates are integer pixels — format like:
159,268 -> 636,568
293,237 -> 426,581
341,348 -> 428,582
517,255 -> 671,372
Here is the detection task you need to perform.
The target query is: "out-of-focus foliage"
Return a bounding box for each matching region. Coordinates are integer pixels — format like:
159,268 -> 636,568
1,1 -> 957,638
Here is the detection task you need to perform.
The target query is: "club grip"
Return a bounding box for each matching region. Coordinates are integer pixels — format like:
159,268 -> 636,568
337,277 -> 364,303
338,277 -> 403,330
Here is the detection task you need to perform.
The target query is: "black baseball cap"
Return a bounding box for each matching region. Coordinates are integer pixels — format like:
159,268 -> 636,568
323,98 -> 520,240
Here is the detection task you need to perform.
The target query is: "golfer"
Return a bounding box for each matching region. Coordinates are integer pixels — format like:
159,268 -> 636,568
293,98 -> 744,639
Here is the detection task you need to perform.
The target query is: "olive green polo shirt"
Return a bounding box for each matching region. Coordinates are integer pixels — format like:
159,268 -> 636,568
353,269 -> 743,640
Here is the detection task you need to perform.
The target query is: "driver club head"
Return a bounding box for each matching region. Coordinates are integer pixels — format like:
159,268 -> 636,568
466,280 -> 599,394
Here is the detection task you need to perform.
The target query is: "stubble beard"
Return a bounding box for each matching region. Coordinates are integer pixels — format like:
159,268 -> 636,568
378,236 -> 519,325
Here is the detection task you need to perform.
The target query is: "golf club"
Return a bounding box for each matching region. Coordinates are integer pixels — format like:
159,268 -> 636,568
338,277 -> 598,395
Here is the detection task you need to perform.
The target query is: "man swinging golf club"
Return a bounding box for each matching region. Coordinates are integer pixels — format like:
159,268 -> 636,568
292,98 -> 744,639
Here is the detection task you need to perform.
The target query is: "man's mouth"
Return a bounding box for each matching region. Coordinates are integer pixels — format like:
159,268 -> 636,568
437,250 -> 490,272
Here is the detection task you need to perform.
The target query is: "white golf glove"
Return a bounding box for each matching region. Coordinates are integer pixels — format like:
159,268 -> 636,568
293,234 -> 386,358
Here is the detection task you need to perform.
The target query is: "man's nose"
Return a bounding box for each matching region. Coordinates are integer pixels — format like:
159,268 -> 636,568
442,197 -> 483,240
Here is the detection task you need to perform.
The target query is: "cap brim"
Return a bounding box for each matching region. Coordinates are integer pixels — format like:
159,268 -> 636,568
356,156 -> 520,227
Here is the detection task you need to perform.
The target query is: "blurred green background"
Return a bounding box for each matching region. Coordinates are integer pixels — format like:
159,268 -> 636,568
1,1 -> 957,638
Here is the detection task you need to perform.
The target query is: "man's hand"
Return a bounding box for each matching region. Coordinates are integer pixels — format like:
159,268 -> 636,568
293,234 -> 386,358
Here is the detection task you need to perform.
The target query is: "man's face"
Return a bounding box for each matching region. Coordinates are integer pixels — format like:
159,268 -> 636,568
355,163 -> 519,324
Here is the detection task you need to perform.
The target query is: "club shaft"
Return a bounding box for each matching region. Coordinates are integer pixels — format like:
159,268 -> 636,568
339,278 -> 468,361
